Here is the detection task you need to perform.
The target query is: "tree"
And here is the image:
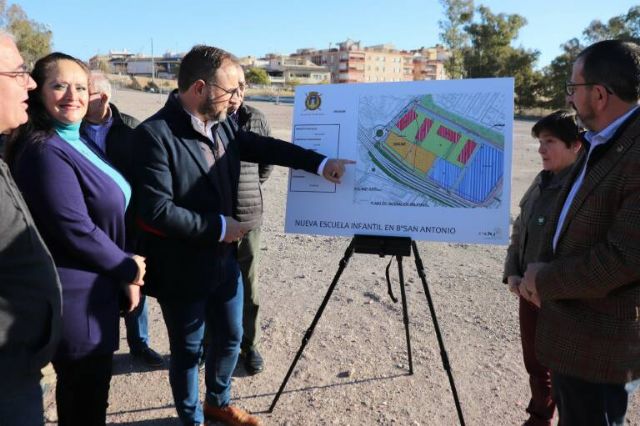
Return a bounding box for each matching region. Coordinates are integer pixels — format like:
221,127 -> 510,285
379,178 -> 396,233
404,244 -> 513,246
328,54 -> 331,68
438,0 -> 474,79
245,67 -> 270,85
0,1 -> 52,66
583,6 -> 640,44
539,6 -> 639,110
505,50 -> 543,111
461,6 -> 541,111
540,38 -> 583,109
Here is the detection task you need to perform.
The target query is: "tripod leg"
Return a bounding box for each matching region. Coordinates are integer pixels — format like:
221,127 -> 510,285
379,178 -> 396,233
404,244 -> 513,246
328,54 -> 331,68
412,241 -> 466,426
268,239 -> 356,412
396,255 -> 413,374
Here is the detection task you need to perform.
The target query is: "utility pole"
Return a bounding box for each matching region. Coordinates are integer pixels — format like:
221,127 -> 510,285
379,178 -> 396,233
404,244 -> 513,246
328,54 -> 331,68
151,38 -> 155,81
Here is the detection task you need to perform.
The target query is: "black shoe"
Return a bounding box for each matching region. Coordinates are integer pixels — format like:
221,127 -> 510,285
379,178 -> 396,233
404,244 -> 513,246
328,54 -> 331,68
131,346 -> 164,368
243,349 -> 264,375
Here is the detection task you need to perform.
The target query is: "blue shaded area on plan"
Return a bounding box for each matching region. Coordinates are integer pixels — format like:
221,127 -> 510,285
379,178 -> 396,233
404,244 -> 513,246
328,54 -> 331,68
457,145 -> 503,203
428,158 -> 462,189
427,145 -> 502,204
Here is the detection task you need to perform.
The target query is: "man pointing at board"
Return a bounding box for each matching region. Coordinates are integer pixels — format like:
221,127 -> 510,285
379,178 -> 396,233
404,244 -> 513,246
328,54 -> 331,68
132,45 -> 354,426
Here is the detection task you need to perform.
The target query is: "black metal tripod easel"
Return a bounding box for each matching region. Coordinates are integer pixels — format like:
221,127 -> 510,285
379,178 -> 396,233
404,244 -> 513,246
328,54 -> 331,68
268,234 -> 466,425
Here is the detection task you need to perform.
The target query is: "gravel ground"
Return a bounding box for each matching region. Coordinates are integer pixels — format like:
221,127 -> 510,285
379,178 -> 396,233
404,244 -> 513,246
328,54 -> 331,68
43,89 -> 639,425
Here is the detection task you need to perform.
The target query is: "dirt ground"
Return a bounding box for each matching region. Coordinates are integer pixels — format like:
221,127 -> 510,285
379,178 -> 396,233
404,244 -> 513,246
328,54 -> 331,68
43,89 -> 639,425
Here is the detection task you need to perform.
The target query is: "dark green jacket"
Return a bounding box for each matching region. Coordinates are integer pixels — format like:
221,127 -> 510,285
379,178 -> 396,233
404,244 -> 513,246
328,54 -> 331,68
503,167 -> 573,282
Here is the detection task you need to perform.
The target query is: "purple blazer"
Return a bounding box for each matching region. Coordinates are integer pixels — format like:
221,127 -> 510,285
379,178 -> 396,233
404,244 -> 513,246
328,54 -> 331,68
12,131 -> 137,360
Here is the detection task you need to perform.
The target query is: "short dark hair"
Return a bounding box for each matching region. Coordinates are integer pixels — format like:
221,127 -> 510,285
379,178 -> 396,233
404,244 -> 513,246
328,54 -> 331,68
5,52 -> 89,165
177,45 -> 236,92
531,110 -> 581,148
577,40 -> 640,103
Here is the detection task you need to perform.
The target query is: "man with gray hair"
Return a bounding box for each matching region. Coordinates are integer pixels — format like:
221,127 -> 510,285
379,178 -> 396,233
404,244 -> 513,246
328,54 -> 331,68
0,31 -> 62,425
81,71 -> 164,368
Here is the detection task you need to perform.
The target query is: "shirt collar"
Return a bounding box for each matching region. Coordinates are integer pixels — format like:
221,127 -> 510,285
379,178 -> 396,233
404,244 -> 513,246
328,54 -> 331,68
184,108 -> 218,142
584,105 -> 640,147
86,114 -> 114,130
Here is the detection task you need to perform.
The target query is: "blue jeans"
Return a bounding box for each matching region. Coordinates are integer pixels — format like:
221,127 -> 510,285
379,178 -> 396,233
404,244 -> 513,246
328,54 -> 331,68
0,378 -> 43,426
160,256 -> 243,425
552,371 -> 640,426
124,294 -> 149,352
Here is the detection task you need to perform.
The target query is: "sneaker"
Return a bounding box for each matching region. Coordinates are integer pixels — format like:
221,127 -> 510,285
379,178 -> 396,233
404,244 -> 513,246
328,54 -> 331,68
131,346 -> 164,368
243,349 -> 264,375
203,402 -> 262,426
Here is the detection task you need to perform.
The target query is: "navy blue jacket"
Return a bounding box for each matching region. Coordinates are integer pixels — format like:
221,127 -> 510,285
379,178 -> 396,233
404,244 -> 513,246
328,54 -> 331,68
133,91 -> 324,301
81,103 -> 141,251
12,133 -> 137,360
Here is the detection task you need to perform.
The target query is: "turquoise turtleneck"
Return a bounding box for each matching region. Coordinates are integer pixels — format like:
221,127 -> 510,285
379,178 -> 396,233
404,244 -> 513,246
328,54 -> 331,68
54,120 -> 131,208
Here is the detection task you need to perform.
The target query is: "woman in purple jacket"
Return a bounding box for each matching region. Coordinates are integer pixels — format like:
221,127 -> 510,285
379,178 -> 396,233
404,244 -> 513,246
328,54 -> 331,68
6,53 -> 146,426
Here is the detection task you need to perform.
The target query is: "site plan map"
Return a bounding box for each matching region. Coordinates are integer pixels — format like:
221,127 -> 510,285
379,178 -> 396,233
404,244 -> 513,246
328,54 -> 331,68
356,93 -> 505,209
285,78 -> 513,244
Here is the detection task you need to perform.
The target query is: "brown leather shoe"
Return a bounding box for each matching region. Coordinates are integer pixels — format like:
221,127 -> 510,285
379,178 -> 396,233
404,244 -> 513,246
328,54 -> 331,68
203,402 -> 262,426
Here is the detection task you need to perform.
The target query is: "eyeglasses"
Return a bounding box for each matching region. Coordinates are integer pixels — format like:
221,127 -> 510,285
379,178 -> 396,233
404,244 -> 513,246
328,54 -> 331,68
0,65 -> 32,88
208,82 -> 240,99
565,81 -> 613,96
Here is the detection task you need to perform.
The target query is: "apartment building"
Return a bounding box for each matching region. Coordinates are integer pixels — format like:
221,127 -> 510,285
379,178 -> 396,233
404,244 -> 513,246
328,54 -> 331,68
92,41 -> 448,86
293,39 -> 448,84
258,54 -> 331,86
89,51 -> 183,79
364,43 -> 413,83
411,46 -> 449,81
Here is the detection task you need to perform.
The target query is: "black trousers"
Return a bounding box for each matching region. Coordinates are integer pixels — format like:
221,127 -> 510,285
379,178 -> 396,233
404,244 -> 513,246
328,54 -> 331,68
552,371 -> 640,426
53,353 -> 113,426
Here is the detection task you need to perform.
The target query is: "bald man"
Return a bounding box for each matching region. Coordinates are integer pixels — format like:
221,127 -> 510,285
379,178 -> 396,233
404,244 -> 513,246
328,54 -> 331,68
0,31 -> 62,426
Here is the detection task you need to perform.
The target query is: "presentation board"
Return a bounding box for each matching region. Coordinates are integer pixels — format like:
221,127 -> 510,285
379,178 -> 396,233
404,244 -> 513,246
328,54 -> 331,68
284,78 -> 514,245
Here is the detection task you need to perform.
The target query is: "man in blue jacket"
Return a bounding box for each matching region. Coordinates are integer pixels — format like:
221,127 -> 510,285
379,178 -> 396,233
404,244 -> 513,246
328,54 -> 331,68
133,45 -> 352,426
0,31 -> 62,426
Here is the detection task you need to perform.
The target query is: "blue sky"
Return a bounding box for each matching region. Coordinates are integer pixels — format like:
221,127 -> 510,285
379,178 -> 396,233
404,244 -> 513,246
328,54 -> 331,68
14,0 -> 639,68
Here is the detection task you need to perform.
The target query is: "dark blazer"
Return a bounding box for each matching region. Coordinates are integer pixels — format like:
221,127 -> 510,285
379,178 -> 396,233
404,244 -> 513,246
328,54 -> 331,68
88,103 -> 140,183
133,91 -> 324,302
536,107 -> 640,383
0,158 -> 61,394
11,132 -> 138,360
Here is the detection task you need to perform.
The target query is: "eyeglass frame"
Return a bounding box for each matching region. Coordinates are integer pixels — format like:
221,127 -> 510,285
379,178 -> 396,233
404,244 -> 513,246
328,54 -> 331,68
0,64 -> 32,88
565,80 -> 613,96
207,81 -> 240,99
